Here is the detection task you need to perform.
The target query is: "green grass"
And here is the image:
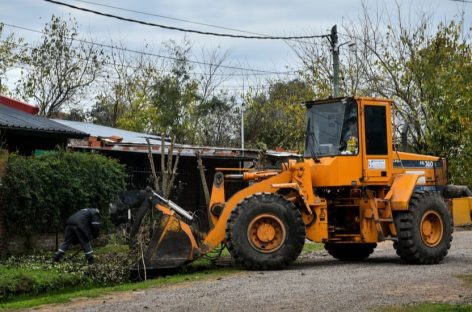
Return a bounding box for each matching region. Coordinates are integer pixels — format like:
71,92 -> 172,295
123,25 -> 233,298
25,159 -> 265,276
383,303 -> 472,312
0,266 -> 63,284
0,264 -> 84,301
0,267 -> 237,310
302,241 -> 324,254
94,244 -> 129,255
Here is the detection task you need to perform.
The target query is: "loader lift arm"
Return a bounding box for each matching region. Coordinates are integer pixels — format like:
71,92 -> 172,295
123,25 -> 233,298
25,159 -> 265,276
130,162 -> 320,270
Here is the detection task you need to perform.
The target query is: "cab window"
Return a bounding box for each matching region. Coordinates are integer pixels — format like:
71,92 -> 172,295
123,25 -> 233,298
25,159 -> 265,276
364,105 -> 388,155
304,99 -> 358,157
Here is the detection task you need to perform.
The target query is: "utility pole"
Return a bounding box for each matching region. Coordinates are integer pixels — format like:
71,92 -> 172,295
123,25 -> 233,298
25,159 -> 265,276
330,25 -> 340,97
241,102 -> 245,152
241,81 -> 245,156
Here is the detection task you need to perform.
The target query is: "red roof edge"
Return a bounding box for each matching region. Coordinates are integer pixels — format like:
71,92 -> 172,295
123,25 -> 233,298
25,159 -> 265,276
0,95 -> 39,115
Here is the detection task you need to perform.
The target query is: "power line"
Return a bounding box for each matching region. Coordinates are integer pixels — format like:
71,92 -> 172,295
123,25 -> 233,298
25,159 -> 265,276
2,23 -> 297,75
74,0 -> 317,46
44,0 -> 329,40
0,38 -> 239,78
3,45 -> 265,90
6,64 -> 252,91
73,0 -> 270,37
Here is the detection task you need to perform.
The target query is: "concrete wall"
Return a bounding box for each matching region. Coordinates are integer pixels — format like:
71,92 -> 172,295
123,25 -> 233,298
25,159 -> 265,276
7,233 -> 61,254
6,233 -> 108,255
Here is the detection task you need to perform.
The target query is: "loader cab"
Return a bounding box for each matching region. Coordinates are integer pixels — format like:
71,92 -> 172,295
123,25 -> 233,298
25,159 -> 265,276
304,97 -> 393,187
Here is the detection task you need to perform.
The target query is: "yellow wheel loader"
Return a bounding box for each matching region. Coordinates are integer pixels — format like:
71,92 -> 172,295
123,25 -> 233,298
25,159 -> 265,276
130,96 -> 471,270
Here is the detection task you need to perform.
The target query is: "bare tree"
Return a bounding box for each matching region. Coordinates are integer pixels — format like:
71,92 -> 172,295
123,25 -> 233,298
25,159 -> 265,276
91,42 -> 161,127
191,46 -> 241,146
146,135 -> 181,199
289,36 -> 334,97
197,46 -> 232,104
344,2 -> 438,151
16,15 -> 106,117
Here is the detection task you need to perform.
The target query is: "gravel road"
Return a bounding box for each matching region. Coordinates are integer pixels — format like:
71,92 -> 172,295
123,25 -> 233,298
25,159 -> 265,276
39,230 -> 472,312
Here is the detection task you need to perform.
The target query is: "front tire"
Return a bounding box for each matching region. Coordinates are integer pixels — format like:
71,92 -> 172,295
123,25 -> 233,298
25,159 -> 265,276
394,191 -> 452,264
226,193 -> 306,270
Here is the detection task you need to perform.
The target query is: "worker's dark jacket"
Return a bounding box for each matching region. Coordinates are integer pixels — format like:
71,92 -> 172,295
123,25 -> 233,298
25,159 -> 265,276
66,208 -> 101,241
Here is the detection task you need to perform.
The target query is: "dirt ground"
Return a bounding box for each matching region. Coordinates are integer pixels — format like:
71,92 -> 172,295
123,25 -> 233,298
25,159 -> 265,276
36,230 -> 472,312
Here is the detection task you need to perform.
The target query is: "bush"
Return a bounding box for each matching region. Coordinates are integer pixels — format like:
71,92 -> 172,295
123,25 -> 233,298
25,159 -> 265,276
0,151 -> 126,235
86,252 -> 131,285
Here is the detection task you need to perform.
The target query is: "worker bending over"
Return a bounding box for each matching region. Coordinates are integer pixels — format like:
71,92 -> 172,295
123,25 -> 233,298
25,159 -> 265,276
53,208 -> 101,264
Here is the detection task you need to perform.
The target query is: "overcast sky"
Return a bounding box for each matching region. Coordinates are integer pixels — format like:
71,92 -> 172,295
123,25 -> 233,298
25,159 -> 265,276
1,0 -> 470,96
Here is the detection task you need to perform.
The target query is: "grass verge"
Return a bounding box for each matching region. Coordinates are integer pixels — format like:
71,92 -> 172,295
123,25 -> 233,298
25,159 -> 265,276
0,267 -> 238,310
0,265 -> 83,298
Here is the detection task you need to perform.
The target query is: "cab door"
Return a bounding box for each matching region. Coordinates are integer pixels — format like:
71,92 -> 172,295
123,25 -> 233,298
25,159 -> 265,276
360,99 -> 393,184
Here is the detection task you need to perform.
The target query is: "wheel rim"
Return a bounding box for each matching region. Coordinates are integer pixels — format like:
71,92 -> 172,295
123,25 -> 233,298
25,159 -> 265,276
247,214 -> 286,253
420,210 -> 444,247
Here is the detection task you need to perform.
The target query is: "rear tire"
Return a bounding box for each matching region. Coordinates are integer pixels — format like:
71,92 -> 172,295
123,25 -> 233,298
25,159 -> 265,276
226,193 -> 306,270
324,243 -> 377,261
394,191 -> 452,264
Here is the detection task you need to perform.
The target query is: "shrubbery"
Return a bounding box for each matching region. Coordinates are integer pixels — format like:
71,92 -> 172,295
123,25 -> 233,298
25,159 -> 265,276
0,251 -> 131,300
0,151 -> 126,235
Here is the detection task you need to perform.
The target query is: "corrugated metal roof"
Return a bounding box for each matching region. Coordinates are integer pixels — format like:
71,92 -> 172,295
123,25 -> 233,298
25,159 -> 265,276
56,119 -> 298,159
72,144 -> 260,159
0,104 -> 87,137
54,119 -> 166,144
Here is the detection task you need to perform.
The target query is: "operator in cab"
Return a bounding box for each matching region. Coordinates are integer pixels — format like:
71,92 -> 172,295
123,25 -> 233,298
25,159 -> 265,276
53,208 -> 101,264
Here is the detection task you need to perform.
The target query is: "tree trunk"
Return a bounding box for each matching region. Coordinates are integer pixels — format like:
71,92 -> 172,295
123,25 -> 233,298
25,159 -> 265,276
146,138 -> 160,192
196,151 -> 210,208
401,123 -> 410,152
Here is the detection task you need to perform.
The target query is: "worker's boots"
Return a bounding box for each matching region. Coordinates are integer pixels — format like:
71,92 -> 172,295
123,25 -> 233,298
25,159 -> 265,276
86,254 -> 95,265
53,251 -> 64,262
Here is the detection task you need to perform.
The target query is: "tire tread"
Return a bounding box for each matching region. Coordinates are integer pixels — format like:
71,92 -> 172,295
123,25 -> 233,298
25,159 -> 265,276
226,192 -> 305,270
394,191 -> 452,264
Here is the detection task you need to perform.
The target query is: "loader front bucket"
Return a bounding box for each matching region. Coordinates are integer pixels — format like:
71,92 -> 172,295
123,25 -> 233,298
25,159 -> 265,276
140,206 -> 199,270
129,188 -> 201,271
